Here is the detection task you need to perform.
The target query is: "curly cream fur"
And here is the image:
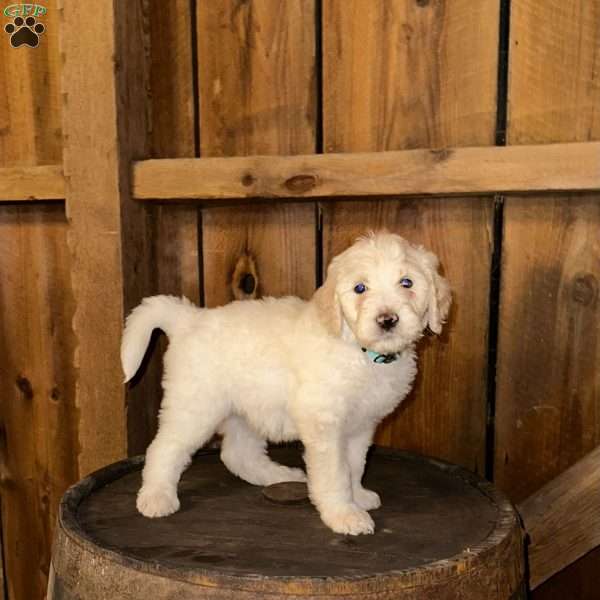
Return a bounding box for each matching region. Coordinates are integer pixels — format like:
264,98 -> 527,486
121,231 -> 451,535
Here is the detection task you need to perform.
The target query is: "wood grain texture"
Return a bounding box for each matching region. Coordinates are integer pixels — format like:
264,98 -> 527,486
496,198 -> 600,499
50,449 -> 524,599
322,0 -> 498,471
507,2 -> 600,144
518,444 -> 600,589
0,165 -> 64,201
0,206 -> 77,600
203,207 -> 316,306
130,0 -> 200,455
147,0 -> 199,301
2,138 -> 598,205
0,4 -> 76,599
323,1 -> 499,153
60,0 -> 154,473
133,141 -> 600,201
0,1 -> 62,165
148,0 -> 195,162
495,2 -> 600,597
197,0 -> 317,307
495,0 -> 600,511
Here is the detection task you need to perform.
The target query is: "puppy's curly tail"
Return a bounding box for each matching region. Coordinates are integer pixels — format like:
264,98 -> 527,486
121,295 -> 197,383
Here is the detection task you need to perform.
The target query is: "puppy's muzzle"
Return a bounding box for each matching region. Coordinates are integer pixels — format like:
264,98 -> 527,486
376,312 -> 399,331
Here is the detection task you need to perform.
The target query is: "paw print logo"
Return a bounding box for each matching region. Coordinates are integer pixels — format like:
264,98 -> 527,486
4,15 -> 45,48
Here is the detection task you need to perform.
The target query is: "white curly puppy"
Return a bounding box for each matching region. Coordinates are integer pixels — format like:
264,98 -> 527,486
122,231 -> 451,535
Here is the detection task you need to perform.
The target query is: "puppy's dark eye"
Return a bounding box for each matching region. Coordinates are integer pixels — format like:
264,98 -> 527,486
400,277 -> 413,288
354,283 -> 367,294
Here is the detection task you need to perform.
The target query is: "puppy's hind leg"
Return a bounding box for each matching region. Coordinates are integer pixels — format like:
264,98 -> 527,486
220,416 -> 306,486
137,399 -> 227,518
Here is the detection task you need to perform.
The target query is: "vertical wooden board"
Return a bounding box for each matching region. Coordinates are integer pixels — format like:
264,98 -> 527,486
322,0 -> 498,471
197,0 -> 317,306
0,3 -> 76,598
61,0 -> 153,472
496,0 -> 600,501
323,0 -> 499,153
496,198 -> 600,500
0,1 -> 62,165
203,205 -> 316,306
148,0 -> 195,161
496,2 -> 600,596
0,206 -> 77,600
506,2 -> 600,144
130,0 -> 200,454
148,0 -> 199,301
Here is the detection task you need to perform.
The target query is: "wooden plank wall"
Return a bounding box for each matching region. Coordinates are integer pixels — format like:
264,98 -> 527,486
322,0 -> 498,474
61,0 -> 156,476
148,0 -> 199,304
495,1 -> 600,598
128,0 -> 201,456
0,2 -> 599,598
197,0 -> 317,307
0,3 -> 76,600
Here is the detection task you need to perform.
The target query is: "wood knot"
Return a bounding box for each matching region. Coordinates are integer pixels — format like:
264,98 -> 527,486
284,174 -> 317,194
239,273 -> 256,295
572,273 -> 597,306
231,253 -> 259,301
430,148 -> 452,162
16,376 -> 33,400
416,0 -> 430,6
241,173 -> 256,187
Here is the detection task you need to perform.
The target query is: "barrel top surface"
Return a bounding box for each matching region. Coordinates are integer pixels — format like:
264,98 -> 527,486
63,447 -> 516,583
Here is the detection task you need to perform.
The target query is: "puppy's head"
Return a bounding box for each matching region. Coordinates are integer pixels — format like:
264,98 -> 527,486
312,231 -> 451,353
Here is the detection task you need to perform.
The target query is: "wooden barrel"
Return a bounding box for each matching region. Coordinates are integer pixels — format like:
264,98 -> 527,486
49,447 -> 525,599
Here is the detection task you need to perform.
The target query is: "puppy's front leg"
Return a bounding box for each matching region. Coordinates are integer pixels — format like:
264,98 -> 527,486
348,428 -> 381,511
302,431 -> 375,535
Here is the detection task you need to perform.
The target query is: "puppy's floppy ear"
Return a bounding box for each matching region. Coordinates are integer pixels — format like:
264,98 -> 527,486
311,262 -> 342,337
418,248 -> 452,335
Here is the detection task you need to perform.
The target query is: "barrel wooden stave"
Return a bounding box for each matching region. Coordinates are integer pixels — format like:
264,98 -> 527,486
49,448 -> 525,599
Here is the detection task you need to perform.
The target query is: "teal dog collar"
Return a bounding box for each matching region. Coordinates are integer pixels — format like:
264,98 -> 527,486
362,348 -> 398,364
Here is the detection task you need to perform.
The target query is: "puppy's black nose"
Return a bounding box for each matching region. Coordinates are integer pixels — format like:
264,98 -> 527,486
376,313 -> 399,331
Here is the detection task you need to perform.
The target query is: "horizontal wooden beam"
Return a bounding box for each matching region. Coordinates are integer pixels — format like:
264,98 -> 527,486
0,165 -> 65,201
133,141 -> 600,202
2,142 -> 599,204
518,445 -> 600,590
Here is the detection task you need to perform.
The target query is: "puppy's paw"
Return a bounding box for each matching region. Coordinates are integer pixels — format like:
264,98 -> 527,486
137,486 -> 180,518
354,487 -> 381,511
321,503 -> 375,535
